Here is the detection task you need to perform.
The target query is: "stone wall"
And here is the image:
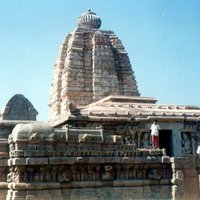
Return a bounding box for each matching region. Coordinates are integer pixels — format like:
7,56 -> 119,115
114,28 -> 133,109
6,186 -> 172,200
1,120 -> 200,199
4,121 -> 174,200
171,157 -> 200,200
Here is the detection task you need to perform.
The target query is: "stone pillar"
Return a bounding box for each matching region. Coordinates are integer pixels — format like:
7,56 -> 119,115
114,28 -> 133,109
173,129 -> 182,157
191,132 -> 196,155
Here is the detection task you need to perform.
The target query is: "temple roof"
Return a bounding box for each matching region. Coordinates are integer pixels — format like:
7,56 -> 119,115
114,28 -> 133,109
50,95 -> 200,126
79,95 -> 200,122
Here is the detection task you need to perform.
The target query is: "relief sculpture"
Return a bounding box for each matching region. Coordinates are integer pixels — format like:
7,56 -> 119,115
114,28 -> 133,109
181,133 -> 192,155
141,132 -> 151,148
117,125 -> 138,146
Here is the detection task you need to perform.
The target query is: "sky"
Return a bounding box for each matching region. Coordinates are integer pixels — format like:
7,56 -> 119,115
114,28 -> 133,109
0,0 -> 200,121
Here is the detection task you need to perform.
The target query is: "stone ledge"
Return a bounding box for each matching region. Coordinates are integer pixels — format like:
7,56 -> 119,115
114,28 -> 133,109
0,120 -> 35,127
113,179 -> 171,187
0,182 -> 8,189
7,182 -> 60,190
8,156 -> 164,166
5,179 -> 171,190
8,158 -> 48,166
170,157 -> 189,163
50,179 -> 171,189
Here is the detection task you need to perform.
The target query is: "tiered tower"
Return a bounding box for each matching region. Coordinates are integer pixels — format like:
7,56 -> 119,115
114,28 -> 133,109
49,9 -> 140,124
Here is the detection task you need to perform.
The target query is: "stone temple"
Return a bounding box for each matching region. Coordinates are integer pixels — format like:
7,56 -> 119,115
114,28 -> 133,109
1,9 -> 200,200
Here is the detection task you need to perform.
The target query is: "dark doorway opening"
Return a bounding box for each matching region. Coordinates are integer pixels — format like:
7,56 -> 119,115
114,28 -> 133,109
159,130 -> 173,157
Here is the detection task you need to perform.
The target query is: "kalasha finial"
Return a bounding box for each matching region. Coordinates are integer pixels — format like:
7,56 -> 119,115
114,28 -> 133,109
77,9 -> 102,29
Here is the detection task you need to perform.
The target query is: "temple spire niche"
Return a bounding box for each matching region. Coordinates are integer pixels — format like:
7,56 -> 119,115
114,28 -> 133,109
49,10 -> 140,124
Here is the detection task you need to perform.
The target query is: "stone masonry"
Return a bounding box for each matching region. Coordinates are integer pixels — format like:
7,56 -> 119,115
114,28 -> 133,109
49,9 -> 140,125
0,9 -> 200,200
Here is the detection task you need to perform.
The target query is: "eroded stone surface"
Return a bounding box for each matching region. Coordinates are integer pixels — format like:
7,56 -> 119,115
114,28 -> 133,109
1,94 -> 38,121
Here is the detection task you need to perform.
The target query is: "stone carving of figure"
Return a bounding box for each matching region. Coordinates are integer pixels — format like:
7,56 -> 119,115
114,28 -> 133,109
182,133 -> 192,154
141,132 -> 150,148
147,169 -> 161,180
57,171 -> 70,182
45,172 -> 51,182
116,125 -> 127,135
102,165 -> 113,181
7,172 -> 12,182
123,136 -> 131,144
14,171 -> 20,183
128,126 -> 137,145
116,125 -> 138,145
34,172 -> 40,182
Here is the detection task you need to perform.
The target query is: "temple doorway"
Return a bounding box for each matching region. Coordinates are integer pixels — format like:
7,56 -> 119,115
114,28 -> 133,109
159,130 -> 173,156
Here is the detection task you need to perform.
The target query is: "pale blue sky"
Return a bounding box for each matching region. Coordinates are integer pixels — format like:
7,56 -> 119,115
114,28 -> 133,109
0,0 -> 200,121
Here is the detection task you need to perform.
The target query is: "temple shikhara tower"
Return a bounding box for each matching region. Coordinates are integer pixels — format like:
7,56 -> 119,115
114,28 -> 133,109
0,10 -> 200,200
49,9 -> 139,125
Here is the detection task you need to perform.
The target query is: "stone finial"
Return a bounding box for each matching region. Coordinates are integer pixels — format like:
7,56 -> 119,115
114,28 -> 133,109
1,94 -> 38,121
77,9 -> 102,29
